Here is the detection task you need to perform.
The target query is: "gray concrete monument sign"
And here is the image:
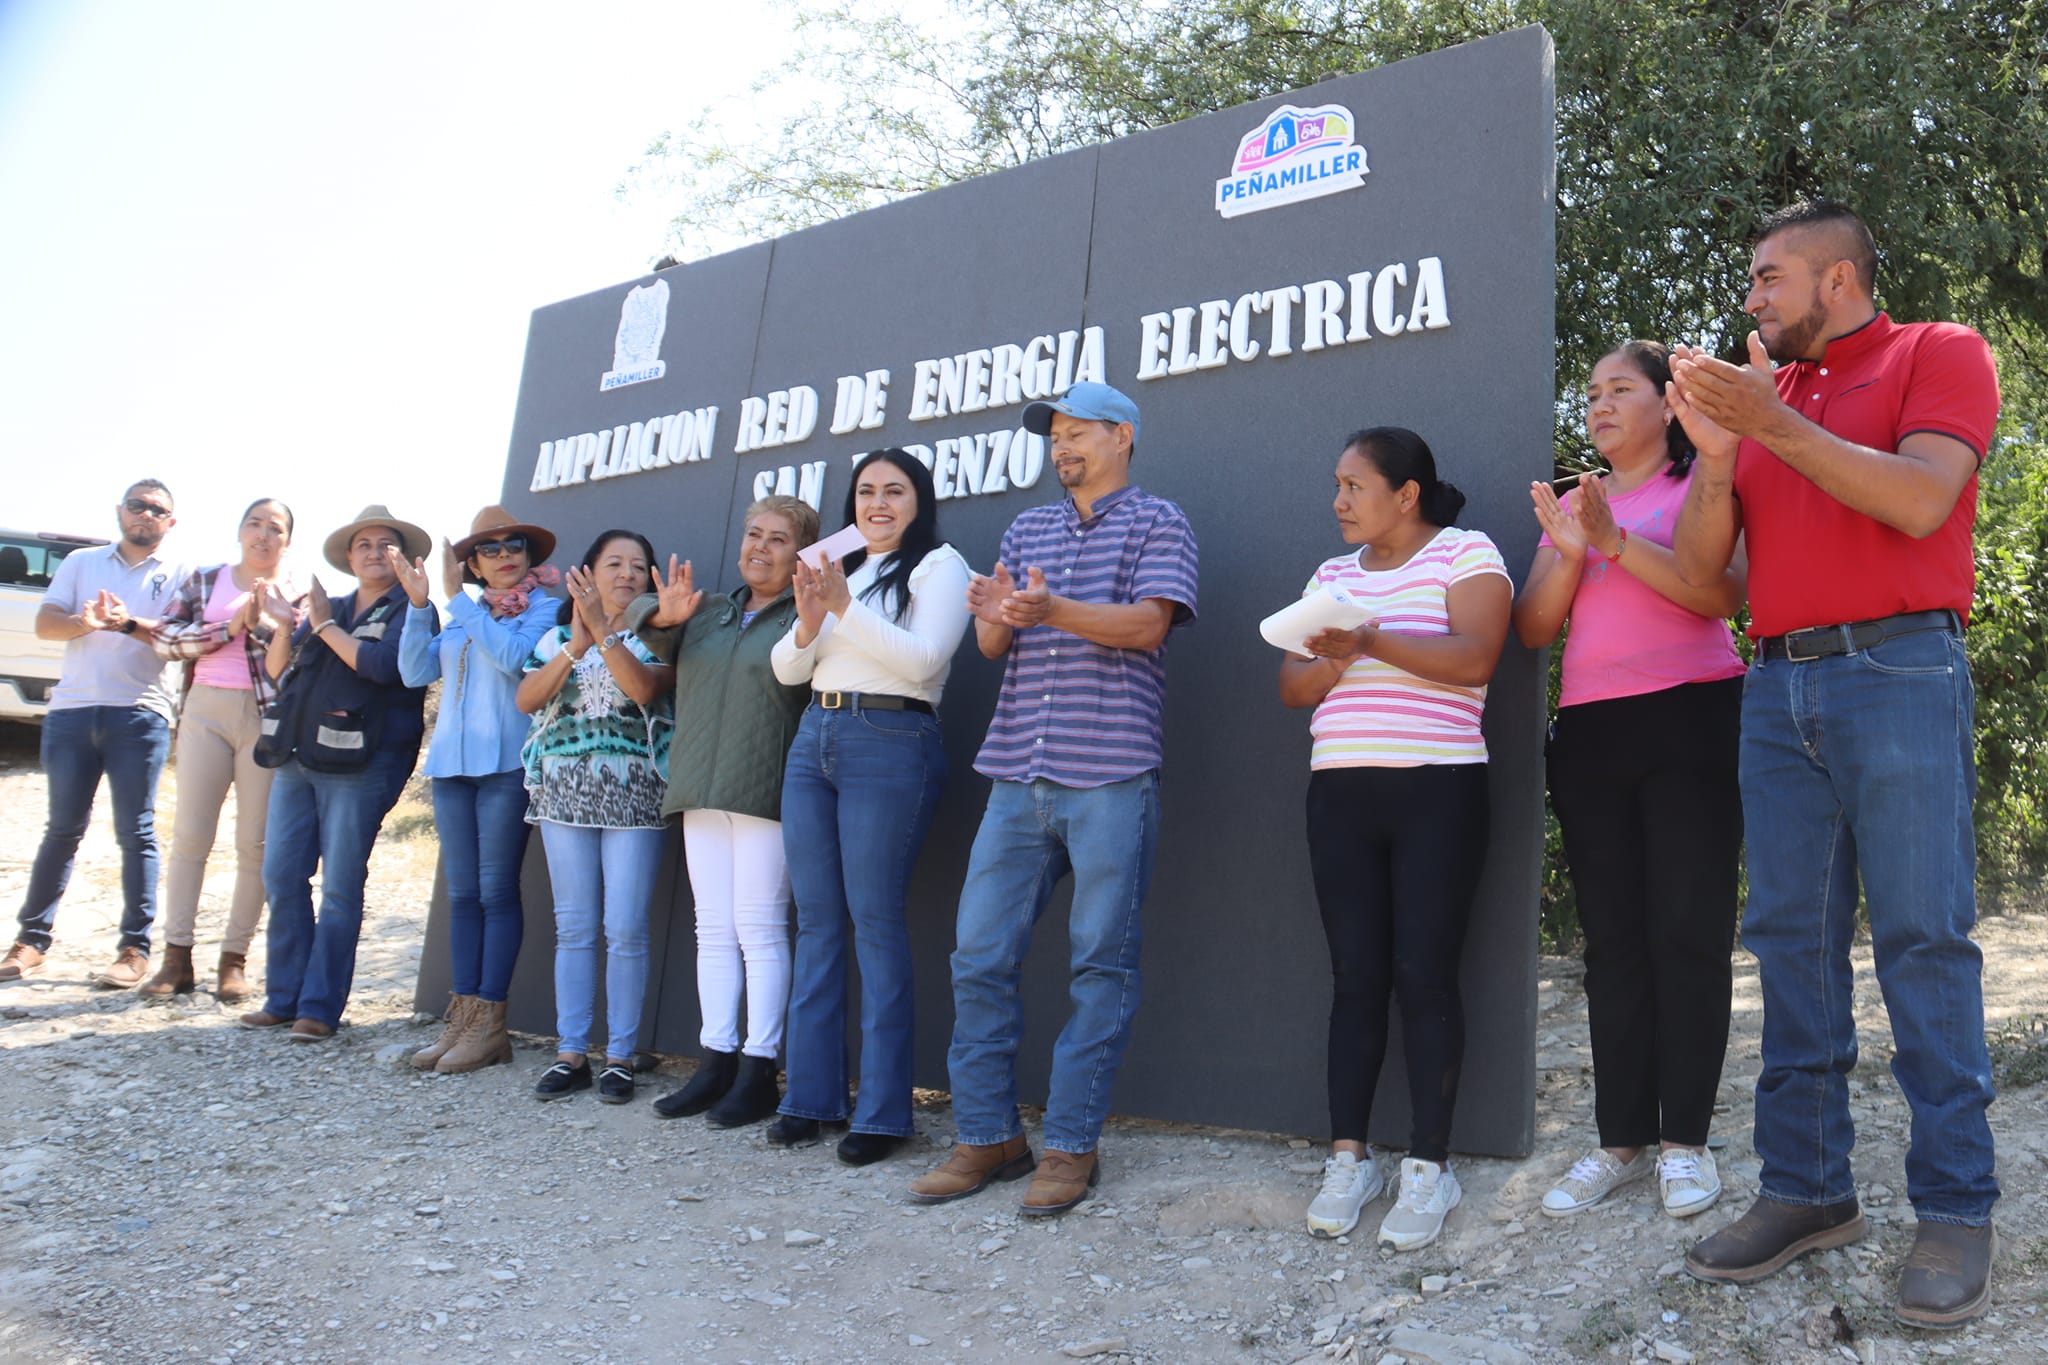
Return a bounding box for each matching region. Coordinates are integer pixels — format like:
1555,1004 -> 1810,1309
420,25 -> 1556,1156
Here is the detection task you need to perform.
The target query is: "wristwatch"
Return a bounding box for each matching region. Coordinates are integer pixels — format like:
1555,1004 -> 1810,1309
117,618 -> 138,635
600,632 -> 623,652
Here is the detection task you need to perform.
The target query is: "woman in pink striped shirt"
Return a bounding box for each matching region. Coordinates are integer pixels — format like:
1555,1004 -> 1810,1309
1277,426 -> 1511,1253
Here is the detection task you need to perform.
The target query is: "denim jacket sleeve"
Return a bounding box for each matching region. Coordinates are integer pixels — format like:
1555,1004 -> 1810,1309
397,602 -> 444,687
448,591 -> 558,677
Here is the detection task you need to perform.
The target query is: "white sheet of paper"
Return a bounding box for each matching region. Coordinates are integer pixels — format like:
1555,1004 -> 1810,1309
1259,585 -> 1372,658
798,523 -> 868,571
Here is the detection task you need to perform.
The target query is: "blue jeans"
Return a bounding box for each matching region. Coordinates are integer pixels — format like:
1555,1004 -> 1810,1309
433,770 -> 531,1002
539,821 -> 664,1058
779,704 -> 946,1137
946,773 -> 1159,1154
17,705 -> 171,952
261,749 -> 413,1027
1740,629 -> 1997,1225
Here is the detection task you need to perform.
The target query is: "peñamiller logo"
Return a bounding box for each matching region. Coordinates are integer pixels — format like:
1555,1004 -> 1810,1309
601,277 -> 670,391
1214,104 -> 1368,219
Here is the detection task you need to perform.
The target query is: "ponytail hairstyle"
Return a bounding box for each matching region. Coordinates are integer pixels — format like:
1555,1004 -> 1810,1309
557,528 -> 656,628
839,448 -> 941,621
1605,340 -> 1696,477
1340,426 -> 1467,528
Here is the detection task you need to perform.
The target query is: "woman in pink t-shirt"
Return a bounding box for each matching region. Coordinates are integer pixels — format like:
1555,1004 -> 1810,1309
146,498 -> 300,1001
1513,341 -> 1748,1222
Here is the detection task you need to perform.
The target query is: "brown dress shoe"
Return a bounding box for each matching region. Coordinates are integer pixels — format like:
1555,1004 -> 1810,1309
238,1009 -> 291,1028
1685,1195 -> 1866,1284
214,951 -> 252,1002
94,946 -> 150,990
0,942 -> 47,981
1020,1149 -> 1100,1218
1896,1220 -> 1995,1328
908,1137 -> 1036,1204
288,1018 -> 335,1042
140,944 -> 195,998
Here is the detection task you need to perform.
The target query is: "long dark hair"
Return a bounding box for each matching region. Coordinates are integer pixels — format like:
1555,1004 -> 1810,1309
1604,340 -> 1696,478
1340,426 -> 1467,527
839,449 -> 940,621
558,528 -> 656,628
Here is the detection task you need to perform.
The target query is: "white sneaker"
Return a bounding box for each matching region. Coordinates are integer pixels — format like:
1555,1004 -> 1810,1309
1306,1148 -> 1385,1238
1658,1146 -> 1721,1218
1378,1157 -> 1461,1251
1541,1147 -> 1655,1217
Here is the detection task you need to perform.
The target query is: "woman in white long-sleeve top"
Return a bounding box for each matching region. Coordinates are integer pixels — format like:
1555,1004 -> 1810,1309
766,449 -> 973,1164
396,505 -> 560,1076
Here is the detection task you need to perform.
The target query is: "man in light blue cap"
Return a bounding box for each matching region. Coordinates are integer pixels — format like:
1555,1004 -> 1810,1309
910,380 -> 1200,1216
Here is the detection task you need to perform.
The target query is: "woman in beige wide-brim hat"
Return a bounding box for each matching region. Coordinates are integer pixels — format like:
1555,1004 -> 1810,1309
395,504 -> 561,1075
243,505 -> 436,1041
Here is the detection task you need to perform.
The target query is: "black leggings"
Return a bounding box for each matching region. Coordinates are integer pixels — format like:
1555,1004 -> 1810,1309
1548,677 -> 1742,1148
1306,763 -> 1490,1161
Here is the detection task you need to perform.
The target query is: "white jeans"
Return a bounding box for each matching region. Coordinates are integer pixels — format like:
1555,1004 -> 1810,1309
680,809 -> 792,1057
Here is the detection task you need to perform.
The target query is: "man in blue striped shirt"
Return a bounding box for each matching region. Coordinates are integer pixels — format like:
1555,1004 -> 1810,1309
909,382 -> 1199,1216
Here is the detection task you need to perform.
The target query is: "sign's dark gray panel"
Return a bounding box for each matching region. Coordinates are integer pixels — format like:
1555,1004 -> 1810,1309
419,26 -> 1555,1156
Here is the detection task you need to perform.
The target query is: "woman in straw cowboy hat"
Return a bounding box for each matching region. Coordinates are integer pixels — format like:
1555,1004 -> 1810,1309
396,505 -> 561,1075
241,505 -> 435,1041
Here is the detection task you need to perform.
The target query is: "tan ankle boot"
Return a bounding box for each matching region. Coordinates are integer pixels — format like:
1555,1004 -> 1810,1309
214,951 -> 251,1002
412,995 -> 476,1070
140,944 -> 195,999
436,999 -> 512,1074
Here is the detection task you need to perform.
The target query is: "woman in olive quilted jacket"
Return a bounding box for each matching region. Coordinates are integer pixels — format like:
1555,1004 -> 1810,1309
628,495 -> 818,1127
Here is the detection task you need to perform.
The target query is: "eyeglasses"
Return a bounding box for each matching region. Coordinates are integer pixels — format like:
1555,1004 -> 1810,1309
123,499 -> 172,518
473,536 -> 527,559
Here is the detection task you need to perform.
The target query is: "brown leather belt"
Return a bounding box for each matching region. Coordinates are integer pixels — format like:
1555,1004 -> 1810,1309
1758,609 -> 1960,662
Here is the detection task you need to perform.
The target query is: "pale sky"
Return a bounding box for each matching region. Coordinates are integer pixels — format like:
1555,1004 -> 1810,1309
0,0 -> 776,574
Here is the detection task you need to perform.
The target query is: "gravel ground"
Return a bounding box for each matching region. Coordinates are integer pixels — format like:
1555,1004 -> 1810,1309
1,721 -> 2044,1365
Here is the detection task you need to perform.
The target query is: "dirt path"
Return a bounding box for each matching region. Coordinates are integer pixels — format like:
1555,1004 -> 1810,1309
1,722 -> 2043,1365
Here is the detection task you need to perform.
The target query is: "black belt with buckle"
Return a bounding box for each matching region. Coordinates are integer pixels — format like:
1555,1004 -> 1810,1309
812,690 -> 934,715
1759,608 -> 1960,663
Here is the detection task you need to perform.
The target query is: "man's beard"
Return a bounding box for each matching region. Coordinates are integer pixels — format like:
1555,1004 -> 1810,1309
126,521 -> 166,550
1763,289 -> 1827,361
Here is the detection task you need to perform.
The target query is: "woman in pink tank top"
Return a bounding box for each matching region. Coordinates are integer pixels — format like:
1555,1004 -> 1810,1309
1513,341 -> 1748,1223
146,499 -> 300,1001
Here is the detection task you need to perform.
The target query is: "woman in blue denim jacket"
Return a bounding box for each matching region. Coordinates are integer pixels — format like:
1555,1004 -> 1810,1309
396,505 -> 560,1075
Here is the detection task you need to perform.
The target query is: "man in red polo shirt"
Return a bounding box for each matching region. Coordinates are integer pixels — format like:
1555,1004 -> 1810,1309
1667,200 -> 2000,1328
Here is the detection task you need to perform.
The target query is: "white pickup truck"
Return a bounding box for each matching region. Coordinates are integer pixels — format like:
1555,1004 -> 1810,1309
0,529 -> 109,723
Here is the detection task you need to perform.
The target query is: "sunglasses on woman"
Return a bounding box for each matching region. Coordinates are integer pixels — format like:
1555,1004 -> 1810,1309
473,536 -> 527,559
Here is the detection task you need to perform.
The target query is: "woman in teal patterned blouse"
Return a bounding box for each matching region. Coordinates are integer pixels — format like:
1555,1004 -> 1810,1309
516,529 -> 676,1103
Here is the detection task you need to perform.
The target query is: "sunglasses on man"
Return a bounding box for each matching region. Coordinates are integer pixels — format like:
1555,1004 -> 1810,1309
123,499 -> 172,518
473,536 -> 527,559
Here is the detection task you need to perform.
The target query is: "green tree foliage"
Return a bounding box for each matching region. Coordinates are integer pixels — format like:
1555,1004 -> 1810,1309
628,0 -> 2048,929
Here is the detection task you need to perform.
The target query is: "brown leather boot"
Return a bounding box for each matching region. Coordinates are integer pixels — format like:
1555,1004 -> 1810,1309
1896,1221 -> 1995,1328
140,944 -> 195,998
1685,1196 -> 1866,1284
412,995 -> 476,1071
1020,1149 -> 1100,1217
436,998 -> 512,1074
908,1137 -> 1036,1205
214,951 -> 251,1002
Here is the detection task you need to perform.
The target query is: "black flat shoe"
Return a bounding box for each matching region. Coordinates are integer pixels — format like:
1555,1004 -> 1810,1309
535,1059 -> 592,1101
836,1132 -> 908,1167
597,1062 -> 637,1104
765,1114 -> 845,1148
